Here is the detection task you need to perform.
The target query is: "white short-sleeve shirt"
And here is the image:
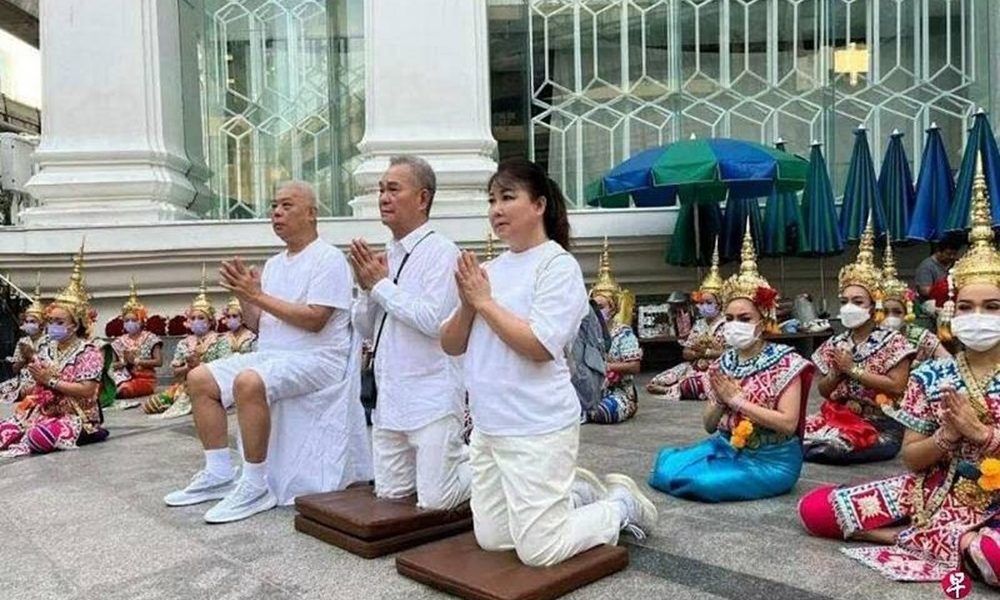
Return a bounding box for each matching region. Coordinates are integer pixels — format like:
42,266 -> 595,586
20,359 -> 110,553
463,240 -> 588,436
258,238 -> 352,361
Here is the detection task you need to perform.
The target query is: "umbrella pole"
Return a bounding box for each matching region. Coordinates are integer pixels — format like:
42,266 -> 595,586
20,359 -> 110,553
780,256 -> 786,291
819,256 -> 828,315
694,202 -> 703,279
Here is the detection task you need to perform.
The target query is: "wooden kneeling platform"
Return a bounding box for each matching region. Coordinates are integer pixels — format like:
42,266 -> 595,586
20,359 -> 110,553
293,485 -> 473,558
396,532 -> 629,600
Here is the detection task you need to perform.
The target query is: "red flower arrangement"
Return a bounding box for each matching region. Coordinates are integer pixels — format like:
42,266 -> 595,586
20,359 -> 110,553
928,278 -> 950,308
753,286 -> 778,310
691,291 -> 706,304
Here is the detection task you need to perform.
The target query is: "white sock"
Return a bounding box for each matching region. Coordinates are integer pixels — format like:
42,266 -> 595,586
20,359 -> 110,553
204,448 -> 232,479
242,460 -> 268,490
608,487 -> 632,525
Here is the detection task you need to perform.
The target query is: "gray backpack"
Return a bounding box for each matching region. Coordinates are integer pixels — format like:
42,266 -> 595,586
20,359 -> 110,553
570,299 -> 611,412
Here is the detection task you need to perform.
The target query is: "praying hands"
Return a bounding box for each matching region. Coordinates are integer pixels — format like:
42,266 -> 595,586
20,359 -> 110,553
348,239 -> 389,291
219,257 -> 262,305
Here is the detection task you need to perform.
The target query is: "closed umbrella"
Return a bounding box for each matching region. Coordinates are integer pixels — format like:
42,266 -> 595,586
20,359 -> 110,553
878,129 -> 916,243
908,123 -> 955,242
840,125 -> 886,243
944,108 -> 1000,233
801,141 -> 845,312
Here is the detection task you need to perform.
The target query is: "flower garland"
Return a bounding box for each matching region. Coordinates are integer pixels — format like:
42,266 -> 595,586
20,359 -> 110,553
978,457 -> 1000,491
730,419 -> 754,449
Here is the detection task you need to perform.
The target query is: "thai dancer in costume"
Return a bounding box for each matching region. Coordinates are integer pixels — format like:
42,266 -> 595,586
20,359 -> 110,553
880,236 -> 949,367
646,239 -> 727,401
222,297 -> 258,354
585,239 -> 642,424
799,155 -> 1000,587
649,220 -> 813,502
0,245 -> 110,456
109,278 -> 163,405
144,267 -> 232,417
1,276 -> 47,404
803,216 -> 915,465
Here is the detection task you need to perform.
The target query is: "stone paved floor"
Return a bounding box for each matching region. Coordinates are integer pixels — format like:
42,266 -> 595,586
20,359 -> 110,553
0,376 -> 980,599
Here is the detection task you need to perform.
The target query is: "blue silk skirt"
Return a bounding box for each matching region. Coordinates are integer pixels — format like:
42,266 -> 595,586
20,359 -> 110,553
648,433 -> 803,502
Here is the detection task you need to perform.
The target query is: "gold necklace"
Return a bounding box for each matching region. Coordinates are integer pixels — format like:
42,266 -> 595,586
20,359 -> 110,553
51,337 -> 84,370
956,352 -> 998,423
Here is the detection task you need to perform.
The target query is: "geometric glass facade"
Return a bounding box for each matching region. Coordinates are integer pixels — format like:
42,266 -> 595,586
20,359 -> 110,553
490,0 -> 995,208
186,0 -> 363,218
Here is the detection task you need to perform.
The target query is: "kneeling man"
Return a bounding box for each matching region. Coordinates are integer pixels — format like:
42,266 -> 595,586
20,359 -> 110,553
351,155 -> 470,510
165,181 -> 372,523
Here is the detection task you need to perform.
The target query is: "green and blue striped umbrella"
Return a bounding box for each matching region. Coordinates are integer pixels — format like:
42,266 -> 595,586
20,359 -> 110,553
840,126 -> 886,243
944,109 -> 1000,234
908,123 -> 955,242
761,139 -> 808,257
878,130 -> 916,244
586,137 -> 809,207
801,142 -> 844,257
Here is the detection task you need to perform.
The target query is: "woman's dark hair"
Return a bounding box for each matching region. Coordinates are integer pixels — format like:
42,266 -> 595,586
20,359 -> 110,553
488,158 -> 572,251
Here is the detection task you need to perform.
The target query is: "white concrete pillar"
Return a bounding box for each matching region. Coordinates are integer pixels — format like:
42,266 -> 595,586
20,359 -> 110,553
22,0 -> 208,225
349,0 -> 497,217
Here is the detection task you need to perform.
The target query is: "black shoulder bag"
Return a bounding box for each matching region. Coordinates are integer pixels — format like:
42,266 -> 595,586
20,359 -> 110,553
360,231 -> 433,410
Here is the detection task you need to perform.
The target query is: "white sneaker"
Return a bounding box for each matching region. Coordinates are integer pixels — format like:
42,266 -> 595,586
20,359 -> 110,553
164,468 -> 237,507
203,480 -> 277,524
571,467 -> 608,508
605,473 -> 658,540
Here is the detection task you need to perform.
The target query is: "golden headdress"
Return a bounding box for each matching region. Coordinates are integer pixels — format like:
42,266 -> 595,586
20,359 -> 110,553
881,233 -> 916,322
939,152 -> 1000,340
589,237 -> 620,301
697,237 -> 724,297
838,212 -> 883,299
23,273 -> 44,320
121,277 -> 147,318
188,264 -> 215,319
720,218 -> 779,328
49,240 -> 92,326
225,296 -> 243,316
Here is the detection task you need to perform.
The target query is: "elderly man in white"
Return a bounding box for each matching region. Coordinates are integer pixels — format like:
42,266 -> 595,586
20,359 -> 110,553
349,155 -> 471,510
164,181 -> 372,523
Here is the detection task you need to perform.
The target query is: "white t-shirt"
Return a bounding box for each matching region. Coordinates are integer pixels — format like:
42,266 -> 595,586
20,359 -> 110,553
463,240 -> 588,436
258,238 -> 352,359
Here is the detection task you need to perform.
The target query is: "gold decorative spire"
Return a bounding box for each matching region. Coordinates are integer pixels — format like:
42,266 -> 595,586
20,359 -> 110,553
23,272 -> 44,319
484,230 -> 497,261
838,211 -> 883,296
51,239 -> 92,325
189,264 -> 215,318
698,236 -> 724,295
121,276 -> 146,317
881,232 -> 908,303
951,151 -> 1000,290
225,296 -> 243,316
720,216 -> 775,308
589,236 -> 620,300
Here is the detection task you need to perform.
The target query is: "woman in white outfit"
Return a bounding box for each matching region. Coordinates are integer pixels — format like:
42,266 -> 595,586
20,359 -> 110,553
441,158 -> 657,567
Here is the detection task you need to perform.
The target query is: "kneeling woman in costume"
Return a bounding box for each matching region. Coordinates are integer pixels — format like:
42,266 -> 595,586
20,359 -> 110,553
109,279 -> 163,402
145,269 -> 232,417
649,222 -> 812,502
803,218 -> 914,465
880,238 -> 949,368
1,279 -> 47,404
441,158 -> 657,567
798,159 -> 1000,587
0,249 -> 109,456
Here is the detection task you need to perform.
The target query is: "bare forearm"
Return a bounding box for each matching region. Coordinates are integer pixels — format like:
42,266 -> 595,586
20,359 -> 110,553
477,300 -> 552,361
901,434 -> 946,472
817,372 -> 841,397
740,403 -> 798,436
441,305 -> 476,356
50,380 -> 98,399
703,403 -> 725,433
607,360 -> 641,375
250,292 -> 330,333
852,372 -> 906,396
242,302 -> 262,332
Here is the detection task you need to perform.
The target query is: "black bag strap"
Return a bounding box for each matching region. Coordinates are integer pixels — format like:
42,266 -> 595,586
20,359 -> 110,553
369,230 -> 435,360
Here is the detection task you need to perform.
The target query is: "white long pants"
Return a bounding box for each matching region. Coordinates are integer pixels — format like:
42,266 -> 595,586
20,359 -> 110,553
469,423 -> 621,567
372,414 -> 472,510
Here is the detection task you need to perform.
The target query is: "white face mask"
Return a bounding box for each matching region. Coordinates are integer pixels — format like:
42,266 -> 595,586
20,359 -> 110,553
882,316 -> 904,331
839,303 -> 871,329
723,321 -> 759,350
951,313 -> 1000,352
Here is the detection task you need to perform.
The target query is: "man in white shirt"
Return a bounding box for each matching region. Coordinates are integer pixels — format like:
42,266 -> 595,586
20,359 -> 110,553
164,181 -> 371,523
349,155 -> 471,510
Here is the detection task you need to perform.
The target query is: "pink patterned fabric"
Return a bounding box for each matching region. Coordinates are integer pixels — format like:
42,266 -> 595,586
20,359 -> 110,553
968,528 -> 1000,587
798,485 -> 843,539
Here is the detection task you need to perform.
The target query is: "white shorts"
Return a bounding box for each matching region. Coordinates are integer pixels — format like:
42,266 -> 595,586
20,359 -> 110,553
206,350 -> 342,408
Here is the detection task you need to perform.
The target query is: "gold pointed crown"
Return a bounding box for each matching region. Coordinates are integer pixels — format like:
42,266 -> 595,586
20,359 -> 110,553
698,237 -> 724,295
881,233 -> 909,303
189,264 -> 215,318
23,272 -> 44,319
951,151 -> 1000,290
121,276 -> 146,317
720,218 -> 777,318
838,212 -> 883,297
225,296 -> 243,316
590,237 -> 621,301
50,240 -> 91,325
